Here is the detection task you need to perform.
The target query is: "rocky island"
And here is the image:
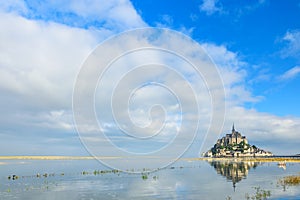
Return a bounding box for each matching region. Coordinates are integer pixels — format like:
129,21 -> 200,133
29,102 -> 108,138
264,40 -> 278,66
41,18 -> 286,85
203,124 -> 273,158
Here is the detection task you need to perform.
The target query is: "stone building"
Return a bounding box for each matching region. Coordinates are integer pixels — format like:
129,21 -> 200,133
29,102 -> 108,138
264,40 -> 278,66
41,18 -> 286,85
203,124 -> 273,157
215,124 -> 248,148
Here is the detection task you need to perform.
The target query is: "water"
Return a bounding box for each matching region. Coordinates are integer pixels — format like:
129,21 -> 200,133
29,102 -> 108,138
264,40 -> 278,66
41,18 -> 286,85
0,159 -> 299,199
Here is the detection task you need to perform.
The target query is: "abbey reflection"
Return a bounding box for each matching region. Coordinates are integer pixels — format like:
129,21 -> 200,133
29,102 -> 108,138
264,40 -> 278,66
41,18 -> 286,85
208,161 -> 259,191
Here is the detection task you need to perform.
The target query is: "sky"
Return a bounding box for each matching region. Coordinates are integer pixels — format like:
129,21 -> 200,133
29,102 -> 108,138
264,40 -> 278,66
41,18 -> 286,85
0,0 -> 300,157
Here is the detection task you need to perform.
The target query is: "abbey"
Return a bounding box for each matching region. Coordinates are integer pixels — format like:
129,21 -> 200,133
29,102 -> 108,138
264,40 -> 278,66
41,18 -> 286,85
203,124 -> 273,158
216,124 -> 248,147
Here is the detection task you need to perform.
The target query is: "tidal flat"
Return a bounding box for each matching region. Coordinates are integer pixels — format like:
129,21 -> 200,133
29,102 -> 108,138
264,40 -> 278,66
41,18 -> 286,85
0,156 -> 300,199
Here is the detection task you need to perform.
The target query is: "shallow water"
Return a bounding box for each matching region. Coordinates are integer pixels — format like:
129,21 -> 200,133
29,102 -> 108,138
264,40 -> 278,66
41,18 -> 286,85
0,159 -> 299,199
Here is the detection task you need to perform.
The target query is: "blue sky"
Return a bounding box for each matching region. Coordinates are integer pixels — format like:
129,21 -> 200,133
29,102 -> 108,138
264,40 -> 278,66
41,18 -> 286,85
131,0 -> 300,116
0,0 -> 300,156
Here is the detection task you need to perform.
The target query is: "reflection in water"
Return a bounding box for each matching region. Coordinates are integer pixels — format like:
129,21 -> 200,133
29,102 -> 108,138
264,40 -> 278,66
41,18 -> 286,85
208,160 -> 259,191
277,161 -> 287,170
1,160 -> 300,199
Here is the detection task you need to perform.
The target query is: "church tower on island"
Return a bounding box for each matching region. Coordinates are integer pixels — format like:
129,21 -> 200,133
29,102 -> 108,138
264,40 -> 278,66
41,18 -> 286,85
218,123 -> 248,148
203,124 -> 273,157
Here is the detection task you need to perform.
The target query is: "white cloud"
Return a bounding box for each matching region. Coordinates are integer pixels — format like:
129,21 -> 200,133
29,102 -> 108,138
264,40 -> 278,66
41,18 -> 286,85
278,66 -> 300,81
73,33 -> 300,156
1,1 -> 300,156
0,1 -> 146,142
249,67 -> 271,84
0,12 -> 98,110
0,0 -> 146,31
178,26 -> 195,36
243,0 -> 267,12
155,15 -> 174,29
68,0 -> 146,30
0,0 -> 27,15
199,0 -> 222,15
190,13 -> 198,21
202,43 -> 261,105
281,30 -> 300,59
20,110 -> 74,131
161,14 -> 174,26
154,14 -> 194,36
0,1 -> 146,104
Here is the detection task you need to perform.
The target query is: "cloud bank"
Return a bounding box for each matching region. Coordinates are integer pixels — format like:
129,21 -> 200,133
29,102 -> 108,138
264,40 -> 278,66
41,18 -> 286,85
0,0 -> 299,157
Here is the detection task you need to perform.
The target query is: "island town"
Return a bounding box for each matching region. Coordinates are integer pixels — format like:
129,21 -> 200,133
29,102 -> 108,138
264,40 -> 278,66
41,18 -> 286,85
203,124 -> 273,158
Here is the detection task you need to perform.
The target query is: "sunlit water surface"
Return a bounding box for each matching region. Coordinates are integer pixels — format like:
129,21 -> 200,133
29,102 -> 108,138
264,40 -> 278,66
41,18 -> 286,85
0,159 -> 299,199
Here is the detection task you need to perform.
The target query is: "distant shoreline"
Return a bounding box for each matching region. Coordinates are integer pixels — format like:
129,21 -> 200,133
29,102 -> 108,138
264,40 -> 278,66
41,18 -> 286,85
0,155 -> 299,162
0,156 -> 121,160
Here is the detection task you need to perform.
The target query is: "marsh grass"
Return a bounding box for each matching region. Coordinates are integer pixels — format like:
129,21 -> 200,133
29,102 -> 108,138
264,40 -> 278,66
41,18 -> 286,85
280,175 -> 300,185
245,187 -> 271,200
141,174 -> 148,180
226,187 -> 271,200
278,174 -> 300,191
